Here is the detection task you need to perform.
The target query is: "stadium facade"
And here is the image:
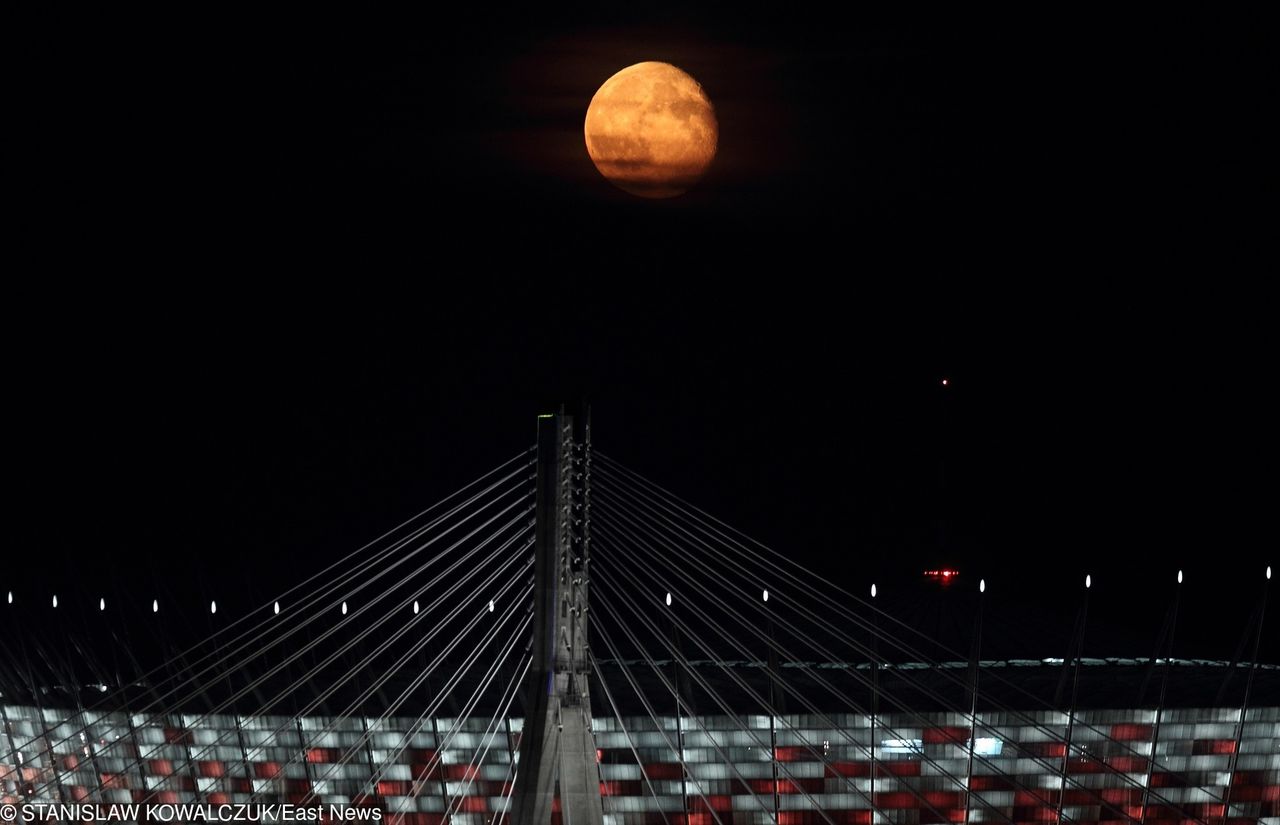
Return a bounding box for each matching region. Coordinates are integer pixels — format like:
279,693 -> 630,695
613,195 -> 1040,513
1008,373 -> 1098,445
3,700 -> 1278,823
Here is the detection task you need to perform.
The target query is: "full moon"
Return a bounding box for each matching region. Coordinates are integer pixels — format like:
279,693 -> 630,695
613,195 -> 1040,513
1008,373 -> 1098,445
584,62 -> 718,199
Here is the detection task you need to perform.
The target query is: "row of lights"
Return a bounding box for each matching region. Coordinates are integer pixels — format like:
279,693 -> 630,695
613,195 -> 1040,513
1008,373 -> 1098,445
9,567 -> 1274,614
5,594 -> 512,614
654,566 -> 1273,606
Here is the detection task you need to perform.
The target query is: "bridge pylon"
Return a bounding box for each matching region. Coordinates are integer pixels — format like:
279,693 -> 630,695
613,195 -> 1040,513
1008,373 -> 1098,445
510,410 -> 603,825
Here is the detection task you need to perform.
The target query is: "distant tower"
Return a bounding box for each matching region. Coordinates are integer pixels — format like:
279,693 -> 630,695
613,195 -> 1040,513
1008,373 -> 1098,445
510,411 -> 603,824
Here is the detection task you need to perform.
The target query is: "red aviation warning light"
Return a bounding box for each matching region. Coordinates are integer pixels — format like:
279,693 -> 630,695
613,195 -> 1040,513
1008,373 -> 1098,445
923,569 -> 960,586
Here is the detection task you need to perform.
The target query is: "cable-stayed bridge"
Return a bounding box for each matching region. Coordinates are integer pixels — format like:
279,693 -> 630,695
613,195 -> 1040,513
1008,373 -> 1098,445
1,413 -> 1276,824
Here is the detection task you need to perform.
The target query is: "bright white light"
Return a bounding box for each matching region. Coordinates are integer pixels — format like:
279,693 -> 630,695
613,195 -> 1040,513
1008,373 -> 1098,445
488,599 -> 495,613
1085,575 -> 1091,589
274,601 -> 280,615
210,601 -> 217,614
665,592 -> 672,606
1268,566 -> 1272,581
762,589 -> 769,602
52,595 -> 58,608
941,378 -> 949,387
1177,570 -> 1183,584
871,584 -> 877,598
99,598 -> 105,612
413,600 -> 420,614
341,601 -> 348,616
152,600 -> 159,613
980,579 -> 986,593
973,737 -> 1003,756
6,591 -> 11,604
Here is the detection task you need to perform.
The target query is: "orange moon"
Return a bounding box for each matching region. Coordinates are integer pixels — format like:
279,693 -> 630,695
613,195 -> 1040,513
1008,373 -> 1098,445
584,62 -> 718,199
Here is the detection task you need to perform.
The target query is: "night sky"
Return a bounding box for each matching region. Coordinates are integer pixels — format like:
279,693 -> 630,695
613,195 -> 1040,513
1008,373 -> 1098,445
8,7 -> 1274,668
